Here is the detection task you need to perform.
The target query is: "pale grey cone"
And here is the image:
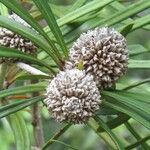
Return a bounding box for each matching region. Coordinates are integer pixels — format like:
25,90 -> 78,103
0,13 -> 37,63
66,27 -> 128,89
44,69 -> 101,124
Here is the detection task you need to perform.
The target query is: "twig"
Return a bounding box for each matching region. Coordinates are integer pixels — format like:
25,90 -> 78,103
0,63 -> 7,89
42,123 -> 71,150
31,80 -> 44,148
123,78 -> 150,90
32,103 -> 44,148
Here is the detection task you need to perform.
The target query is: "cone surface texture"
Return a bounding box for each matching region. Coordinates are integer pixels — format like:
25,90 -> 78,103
44,69 -> 101,123
66,27 -> 128,89
0,14 -> 37,63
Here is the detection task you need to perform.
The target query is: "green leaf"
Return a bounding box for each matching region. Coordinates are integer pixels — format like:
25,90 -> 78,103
42,140 -> 78,150
0,2 -> 8,15
16,74 -> 50,81
9,114 -> 25,150
121,14 -> 150,32
16,113 -> 31,150
120,23 -> 133,36
58,0 -> 115,26
33,0 -> 68,58
69,0 -> 87,11
65,0 -> 150,43
42,124 -> 72,150
125,135 -> 150,150
0,96 -> 44,118
50,3 -> 70,18
110,1 -> 150,32
103,91 -> 150,130
103,91 -> 150,114
104,100 -> 150,130
31,3 -> 70,19
128,60 -> 150,69
0,83 -> 46,99
123,78 -> 150,90
143,25 -> 150,31
88,117 -> 124,150
97,114 -> 130,132
125,122 -> 150,150
9,113 -> 31,150
45,0 -> 115,32
114,91 -> 150,104
0,0 -> 61,61
95,0 -> 150,27
0,46 -> 56,74
128,44 -> 150,56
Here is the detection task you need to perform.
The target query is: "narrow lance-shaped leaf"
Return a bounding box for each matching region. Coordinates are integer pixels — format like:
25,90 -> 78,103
97,114 -> 130,132
42,140 -> 78,150
69,0 -> 87,11
9,114 -> 25,150
8,113 -> 31,150
44,0 -> 115,32
0,96 -> 44,118
88,117 -> 125,150
16,113 -> 31,150
125,136 -> 150,150
0,46 -> 56,74
92,0 -> 150,27
0,2 -> 8,15
120,23 -> 133,37
102,92 -> 150,130
57,0 -> 115,27
0,83 -> 46,99
42,124 -> 71,149
120,14 -> 150,33
125,122 -> 150,150
65,0 -> 150,43
103,91 -> 150,115
128,44 -> 150,56
33,0 -> 68,58
110,1 -> 150,32
128,60 -> 150,69
123,78 -> 150,90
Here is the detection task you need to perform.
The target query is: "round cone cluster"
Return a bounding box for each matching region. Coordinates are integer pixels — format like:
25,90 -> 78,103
44,69 -> 101,124
0,14 -> 37,63
66,27 -> 128,89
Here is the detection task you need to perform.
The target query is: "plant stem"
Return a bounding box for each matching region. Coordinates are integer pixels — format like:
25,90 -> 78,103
31,80 -> 44,148
32,103 -> 44,148
42,123 -> 71,150
0,63 -> 7,89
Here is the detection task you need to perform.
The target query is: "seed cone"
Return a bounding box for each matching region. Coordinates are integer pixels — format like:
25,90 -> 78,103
44,69 -> 101,124
66,27 -> 128,89
0,13 -> 37,63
